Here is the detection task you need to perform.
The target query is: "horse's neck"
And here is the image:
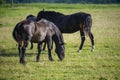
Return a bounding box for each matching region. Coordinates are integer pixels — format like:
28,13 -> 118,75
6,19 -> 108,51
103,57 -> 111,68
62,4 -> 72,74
53,32 -> 64,48
53,35 -> 61,48
51,23 -> 63,45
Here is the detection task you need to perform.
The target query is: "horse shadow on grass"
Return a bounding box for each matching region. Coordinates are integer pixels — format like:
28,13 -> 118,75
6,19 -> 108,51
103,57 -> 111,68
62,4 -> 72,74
0,48 -> 37,57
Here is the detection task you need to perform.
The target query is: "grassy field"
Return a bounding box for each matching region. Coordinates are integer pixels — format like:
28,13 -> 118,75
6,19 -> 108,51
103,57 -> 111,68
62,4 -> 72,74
0,3 -> 120,80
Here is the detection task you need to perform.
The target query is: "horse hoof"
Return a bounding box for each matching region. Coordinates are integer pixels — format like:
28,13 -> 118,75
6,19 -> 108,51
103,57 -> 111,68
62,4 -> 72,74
36,59 -> 40,62
23,62 -> 27,65
91,45 -> 95,52
60,58 -> 64,61
36,58 -> 40,62
91,49 -> 94,52
49,57 -> 54,61
50,59 -> 54,61
30,48 -> 33,50
77,50 -> 82,53
20,60 -> 27,65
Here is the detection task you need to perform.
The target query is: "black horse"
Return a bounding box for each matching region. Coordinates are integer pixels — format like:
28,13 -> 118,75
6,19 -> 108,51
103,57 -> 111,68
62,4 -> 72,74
37,10 -> 95,52
26,14 -> 36,22
12,19 -> 65,64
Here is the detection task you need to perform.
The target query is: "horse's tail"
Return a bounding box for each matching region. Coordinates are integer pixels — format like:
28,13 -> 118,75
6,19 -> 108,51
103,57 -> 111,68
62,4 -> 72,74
12,22 -> 23,43
12,23 -> 19,42
84,15 -> 92,35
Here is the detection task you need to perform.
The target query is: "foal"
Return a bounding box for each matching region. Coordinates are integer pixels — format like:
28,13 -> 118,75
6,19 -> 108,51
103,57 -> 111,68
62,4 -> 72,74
13,19 -> 65,64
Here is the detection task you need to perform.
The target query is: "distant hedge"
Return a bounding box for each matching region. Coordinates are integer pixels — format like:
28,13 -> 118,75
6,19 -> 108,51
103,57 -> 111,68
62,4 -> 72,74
3,0 -> 120,4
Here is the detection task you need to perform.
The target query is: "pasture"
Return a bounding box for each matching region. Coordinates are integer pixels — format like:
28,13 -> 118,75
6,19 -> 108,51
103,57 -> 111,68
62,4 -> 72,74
0,3 -> 120,80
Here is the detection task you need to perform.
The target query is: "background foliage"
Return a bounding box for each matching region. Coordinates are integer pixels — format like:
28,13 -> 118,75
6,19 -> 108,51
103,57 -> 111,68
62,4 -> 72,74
0,0 -> 120,4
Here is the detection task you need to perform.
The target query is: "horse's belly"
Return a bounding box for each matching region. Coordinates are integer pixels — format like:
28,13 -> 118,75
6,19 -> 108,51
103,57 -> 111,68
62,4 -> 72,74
59,27 -> 79,33
31,37 -> 39,43
31,35 -> 45,43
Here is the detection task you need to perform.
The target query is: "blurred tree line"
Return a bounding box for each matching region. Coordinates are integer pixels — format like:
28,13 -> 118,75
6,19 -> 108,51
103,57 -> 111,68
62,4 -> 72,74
0,0 -> 120,4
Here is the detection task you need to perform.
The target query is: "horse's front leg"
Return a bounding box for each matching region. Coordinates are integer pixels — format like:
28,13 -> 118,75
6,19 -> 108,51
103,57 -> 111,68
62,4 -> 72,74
20,42 -> 28,64
46,37 -> 53,61
30,42 -> 33,50
88,32 -> 95,52
36,42 -> 42,62
78,31 -> 85,53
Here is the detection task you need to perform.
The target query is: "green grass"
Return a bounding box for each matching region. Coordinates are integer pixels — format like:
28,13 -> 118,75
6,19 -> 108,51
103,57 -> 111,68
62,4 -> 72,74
0,3 -> 120,80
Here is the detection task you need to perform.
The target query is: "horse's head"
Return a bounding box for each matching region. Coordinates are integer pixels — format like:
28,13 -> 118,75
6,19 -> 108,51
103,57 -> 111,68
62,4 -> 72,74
55,42 -> 65,61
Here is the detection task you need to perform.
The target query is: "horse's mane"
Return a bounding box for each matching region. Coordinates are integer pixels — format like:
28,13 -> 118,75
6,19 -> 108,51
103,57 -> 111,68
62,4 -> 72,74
41,11 -> 64,16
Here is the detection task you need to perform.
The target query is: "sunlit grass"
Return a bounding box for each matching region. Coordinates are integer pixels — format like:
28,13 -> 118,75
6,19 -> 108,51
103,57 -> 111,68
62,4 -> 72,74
0,3 -> 120,80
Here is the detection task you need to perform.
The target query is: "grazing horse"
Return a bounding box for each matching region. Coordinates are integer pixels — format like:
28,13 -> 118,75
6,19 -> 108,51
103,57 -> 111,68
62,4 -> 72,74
12,19 -> 65,64
37,10 -> 95,52
26,14 -> 47,50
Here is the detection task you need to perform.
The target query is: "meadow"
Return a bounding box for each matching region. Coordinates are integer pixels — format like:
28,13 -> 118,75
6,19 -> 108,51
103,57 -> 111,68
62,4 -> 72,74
0,3 -> 120,80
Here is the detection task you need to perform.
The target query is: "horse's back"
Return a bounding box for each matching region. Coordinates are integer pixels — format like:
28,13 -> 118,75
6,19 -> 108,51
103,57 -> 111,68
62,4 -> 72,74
37,11 -> 92,33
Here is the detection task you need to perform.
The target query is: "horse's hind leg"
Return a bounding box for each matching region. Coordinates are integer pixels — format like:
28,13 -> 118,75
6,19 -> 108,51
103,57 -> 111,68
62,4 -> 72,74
88,32 -> 95,52
20,42 -> 28,64
36,42 -> 42,62
78,31 -> 85,52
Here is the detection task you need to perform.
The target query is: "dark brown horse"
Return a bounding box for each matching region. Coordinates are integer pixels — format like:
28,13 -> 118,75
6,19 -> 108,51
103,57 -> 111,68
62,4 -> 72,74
37,10 -> 95,52
12,19 -> 65,64
26,14 -> 47,50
